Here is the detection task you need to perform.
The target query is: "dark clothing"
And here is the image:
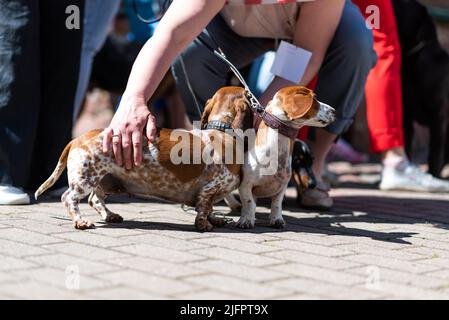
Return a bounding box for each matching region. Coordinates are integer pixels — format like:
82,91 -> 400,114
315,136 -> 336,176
0,0 -> 84,189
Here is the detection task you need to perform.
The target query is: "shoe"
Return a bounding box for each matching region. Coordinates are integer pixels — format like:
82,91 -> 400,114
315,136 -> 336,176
0,185 -> 31,205
327,138 -> 369,164
380,164 -> 449,193
300,181 -> 333,210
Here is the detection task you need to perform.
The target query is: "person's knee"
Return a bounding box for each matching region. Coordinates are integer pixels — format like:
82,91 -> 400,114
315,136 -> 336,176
344,25 -> 377,72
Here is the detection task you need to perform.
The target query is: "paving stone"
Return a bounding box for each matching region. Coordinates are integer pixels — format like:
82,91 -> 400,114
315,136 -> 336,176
43,242 -> 130,261
0,206 -> 33,215
122,233 -> 209,251
1,169 -> 448,299
188,247 -> 281,267
0,256 -> 38,271
2,219 -> 70,234
26,253 -> 120,275
342,254 -> 440,274
403,246 -> 449,259
0,228 -> 63,245
360,282 -> 449,299
86,286 -> 165,299
426,269 -> 449,279
187,259 -> 285,282
52,231 -> 134,248
115,243 -> 205,263
193,236 -> 278,254
269,263 -> 365,286
146,227 -> 216,240
108,256 -> 204,278
98,270 -> 196,295
264,250 -> 362,270
174,289 -> 246,300
347,266 -> 449,290
184,274 -> 292,299
270,277 -> 385,299
13,267 -> 109,290
0,271 -> 19,283
0,281 -> 86,299
264,240 -> 353,257
0,238 -> 50,258
335,243 -> 425,261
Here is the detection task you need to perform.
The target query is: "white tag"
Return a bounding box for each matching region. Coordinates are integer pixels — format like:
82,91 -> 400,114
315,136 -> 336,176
270,41 -> 312,84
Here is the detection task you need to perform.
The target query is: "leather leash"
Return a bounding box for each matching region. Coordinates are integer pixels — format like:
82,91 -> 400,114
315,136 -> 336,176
197,34 -> 299,139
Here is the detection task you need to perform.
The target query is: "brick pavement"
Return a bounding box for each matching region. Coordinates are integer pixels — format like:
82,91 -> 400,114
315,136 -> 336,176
0,162 -> 448,299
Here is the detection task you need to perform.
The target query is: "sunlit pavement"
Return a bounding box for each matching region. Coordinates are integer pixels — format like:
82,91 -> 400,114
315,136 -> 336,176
0,162 -> 448,299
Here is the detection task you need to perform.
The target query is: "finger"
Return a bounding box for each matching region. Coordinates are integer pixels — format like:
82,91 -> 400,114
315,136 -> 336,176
122,132 -> 133,170
102,128 -> 113,154
112,130 -> 123,167
132,131 -> 143,166
146,113 -> 157,142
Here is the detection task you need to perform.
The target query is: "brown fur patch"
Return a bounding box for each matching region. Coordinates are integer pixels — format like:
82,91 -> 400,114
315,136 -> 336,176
277,86 -> 316,120
157,129 -> 206,183
201,86 -> 252,130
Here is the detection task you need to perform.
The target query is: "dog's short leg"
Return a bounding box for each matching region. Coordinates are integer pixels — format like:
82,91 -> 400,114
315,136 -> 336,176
194,202 -> 214,232
62,186 -> 94,230
235,184 -> 256,229
87,188 -> 123,223
269,186 -> 287,229
224,194 -> 241,212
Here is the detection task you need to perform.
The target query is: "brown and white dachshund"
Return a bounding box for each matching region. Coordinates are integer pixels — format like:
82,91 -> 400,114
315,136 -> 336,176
230,87 -> 335,229
35,87 -> 252,232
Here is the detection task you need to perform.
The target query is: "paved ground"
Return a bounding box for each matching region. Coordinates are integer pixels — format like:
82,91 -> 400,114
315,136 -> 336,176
0,162 -> 448,300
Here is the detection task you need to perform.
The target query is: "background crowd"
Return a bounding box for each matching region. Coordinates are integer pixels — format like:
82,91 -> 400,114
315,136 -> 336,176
1,0 -> 448,207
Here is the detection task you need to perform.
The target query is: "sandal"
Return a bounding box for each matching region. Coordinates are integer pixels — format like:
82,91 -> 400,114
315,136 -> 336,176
300,181 -> 333,210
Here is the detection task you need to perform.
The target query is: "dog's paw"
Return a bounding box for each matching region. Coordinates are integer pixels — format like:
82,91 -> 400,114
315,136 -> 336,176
235,217 -> 255,229
195,215 -> 214,232
105,213 -> 123,223
269,217 -> 286,229
74,219 -> 95,230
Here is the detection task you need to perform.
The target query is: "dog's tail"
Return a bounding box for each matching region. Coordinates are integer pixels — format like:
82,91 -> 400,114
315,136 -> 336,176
34,141 -> 72,200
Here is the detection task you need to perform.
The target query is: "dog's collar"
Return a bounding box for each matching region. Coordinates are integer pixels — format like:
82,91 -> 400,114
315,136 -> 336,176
257,111 -> 299,139
204,120 -> 233,132
243,91 -> 298,139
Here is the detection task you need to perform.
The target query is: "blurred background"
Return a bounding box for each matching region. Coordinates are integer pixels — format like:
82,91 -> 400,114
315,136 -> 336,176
73,0 -> 449,181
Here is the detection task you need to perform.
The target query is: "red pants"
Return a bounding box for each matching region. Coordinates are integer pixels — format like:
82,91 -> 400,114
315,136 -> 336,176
299,0 -> 404,150
353,0 -> 404,153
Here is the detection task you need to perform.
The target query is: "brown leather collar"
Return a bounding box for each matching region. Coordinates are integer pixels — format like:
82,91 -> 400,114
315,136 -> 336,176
256,110 -> 299,139
242,91 -> 299,139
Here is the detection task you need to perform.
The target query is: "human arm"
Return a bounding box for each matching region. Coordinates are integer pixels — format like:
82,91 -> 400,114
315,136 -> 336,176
259,0 -> 345,106
103,0 -> 226,169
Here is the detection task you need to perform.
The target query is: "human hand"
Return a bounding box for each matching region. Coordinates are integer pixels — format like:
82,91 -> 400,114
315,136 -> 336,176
102,95 -> 157,169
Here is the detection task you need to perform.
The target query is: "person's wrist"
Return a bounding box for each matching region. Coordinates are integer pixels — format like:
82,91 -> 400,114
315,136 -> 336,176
122,92 -> 148,110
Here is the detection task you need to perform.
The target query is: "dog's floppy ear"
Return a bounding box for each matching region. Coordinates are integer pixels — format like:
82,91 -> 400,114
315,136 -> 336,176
283,87 -> 315,120
231,97 -> 254,131
200,98 -> 214,129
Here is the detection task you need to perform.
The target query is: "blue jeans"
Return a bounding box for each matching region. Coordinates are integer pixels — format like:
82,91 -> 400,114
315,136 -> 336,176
172,0 -> 377,135
73,0 -> 120,120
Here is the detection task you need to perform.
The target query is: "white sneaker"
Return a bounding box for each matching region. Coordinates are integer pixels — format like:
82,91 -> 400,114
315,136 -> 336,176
0,185 -> 31,205
380,164 -> 449,193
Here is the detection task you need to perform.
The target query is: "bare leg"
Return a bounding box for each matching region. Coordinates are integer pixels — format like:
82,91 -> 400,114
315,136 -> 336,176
87,188 -> 123,223
308,129 -> 337,182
